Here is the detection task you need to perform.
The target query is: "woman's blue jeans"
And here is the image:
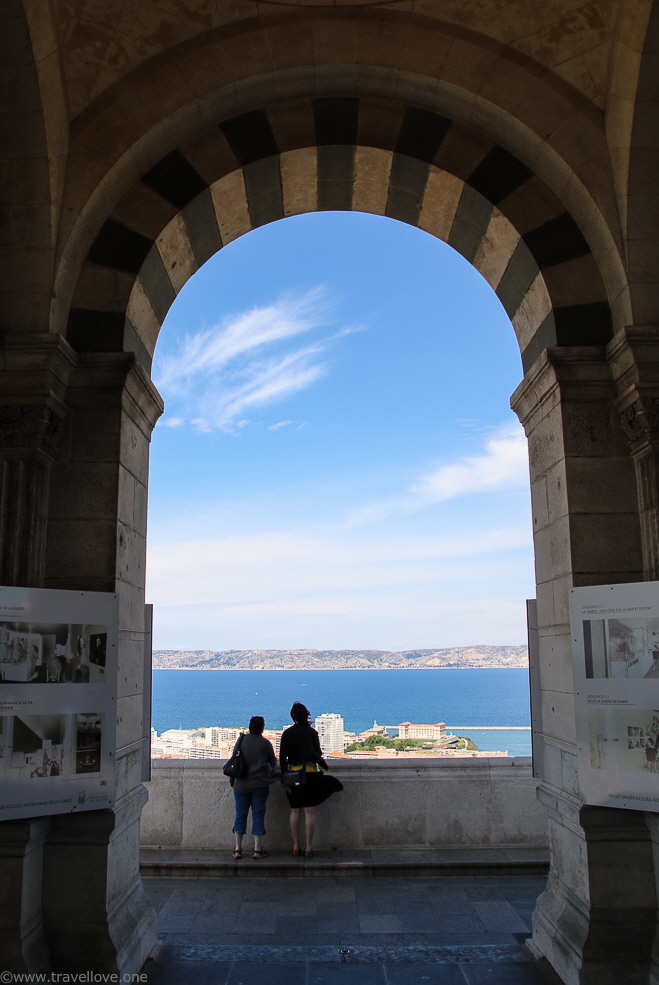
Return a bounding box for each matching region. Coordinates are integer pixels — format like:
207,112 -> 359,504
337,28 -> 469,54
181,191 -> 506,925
233,786 -> 269,835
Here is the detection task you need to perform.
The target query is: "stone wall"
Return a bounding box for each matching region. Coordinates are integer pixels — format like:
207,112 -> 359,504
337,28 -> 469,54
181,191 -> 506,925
141,757 -> 547,851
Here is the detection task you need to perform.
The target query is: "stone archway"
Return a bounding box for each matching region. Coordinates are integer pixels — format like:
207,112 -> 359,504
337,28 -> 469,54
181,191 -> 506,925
2,3 -> 659,983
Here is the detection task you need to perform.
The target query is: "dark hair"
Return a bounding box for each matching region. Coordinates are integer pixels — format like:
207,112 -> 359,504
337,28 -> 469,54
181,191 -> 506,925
249,716 -> 265,734
290,702 -> 311,725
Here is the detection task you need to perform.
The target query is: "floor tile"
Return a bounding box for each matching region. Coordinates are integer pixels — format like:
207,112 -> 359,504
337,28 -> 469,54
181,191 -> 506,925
359,914 -> 402,933
232,901 -> 278,934
384,965 -> 468,984
338,933 -> 429,946
145,954 -> 232,985
227,961 -> 307,985
461,963 -> 555,985
471,901 -> 530,934
155,903 -> 204,934
317,901 -> 359,933
424,933 -> 521,947
309,963 -> 387,984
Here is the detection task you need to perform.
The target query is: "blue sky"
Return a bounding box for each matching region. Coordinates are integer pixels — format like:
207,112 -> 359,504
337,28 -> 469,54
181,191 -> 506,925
146,211 -> 535,651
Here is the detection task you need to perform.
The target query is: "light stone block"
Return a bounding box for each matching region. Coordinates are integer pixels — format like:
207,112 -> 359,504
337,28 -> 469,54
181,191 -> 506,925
539,689 -> 576,747
140,771 -> 184,847
419,168 -> 463,243
156,213 -> 197,295
126,280 -> 160,358
352,146 -> 392,217
116,692 -> 145,749
211,170 -> 251,245
473,208 -> 520,292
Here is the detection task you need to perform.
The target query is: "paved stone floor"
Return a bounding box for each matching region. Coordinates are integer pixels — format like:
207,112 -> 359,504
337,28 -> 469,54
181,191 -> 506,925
143,853 -> 562,984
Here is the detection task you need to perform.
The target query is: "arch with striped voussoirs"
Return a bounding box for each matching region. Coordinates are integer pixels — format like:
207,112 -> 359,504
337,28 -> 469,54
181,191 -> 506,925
65,94 -> 620,379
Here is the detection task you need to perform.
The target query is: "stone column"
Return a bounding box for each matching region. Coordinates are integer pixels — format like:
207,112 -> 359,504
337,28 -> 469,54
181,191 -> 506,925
609,327 -> 659,579
0,334 -> 72,586
608,326 -> 659,985
512,345 -> 651,985
0,334 -> 73,973
41,351 -> 162,973
642,813 -> 659,985
0,818 -> 51,973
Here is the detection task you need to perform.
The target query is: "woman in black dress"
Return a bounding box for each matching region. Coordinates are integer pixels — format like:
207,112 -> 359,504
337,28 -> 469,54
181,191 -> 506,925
279,701 -> 342,856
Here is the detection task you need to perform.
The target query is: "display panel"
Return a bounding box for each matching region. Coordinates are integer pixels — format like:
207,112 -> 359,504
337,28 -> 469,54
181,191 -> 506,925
570,582 -> 659,812
0,587 -> 118,820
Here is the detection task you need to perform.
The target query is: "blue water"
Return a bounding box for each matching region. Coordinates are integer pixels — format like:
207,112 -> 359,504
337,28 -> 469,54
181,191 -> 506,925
151,668 -> 532,755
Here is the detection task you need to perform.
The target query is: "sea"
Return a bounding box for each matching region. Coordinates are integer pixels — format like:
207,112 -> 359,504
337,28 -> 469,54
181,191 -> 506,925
151,667 -> 532,756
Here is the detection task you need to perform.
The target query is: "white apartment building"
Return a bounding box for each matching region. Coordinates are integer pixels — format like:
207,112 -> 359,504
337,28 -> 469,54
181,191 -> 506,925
397,721 -> 447,741
314,713 -> 345,756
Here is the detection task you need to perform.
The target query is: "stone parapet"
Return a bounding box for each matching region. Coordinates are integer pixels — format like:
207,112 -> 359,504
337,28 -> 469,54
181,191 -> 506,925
141,756 -> 547,853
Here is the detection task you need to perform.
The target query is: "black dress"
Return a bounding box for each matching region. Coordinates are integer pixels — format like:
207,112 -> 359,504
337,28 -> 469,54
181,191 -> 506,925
279,722 -> 343,808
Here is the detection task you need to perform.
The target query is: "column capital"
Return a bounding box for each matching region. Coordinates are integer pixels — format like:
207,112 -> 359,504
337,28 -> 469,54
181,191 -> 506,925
511,344 -> 611,430
0,333 -> 77,460
607,327 -> 659,452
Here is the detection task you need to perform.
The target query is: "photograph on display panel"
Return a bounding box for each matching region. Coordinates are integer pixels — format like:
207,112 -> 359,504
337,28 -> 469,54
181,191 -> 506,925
0,621 -> 107,684
583,616 -> 659,680
0,713 -> 105,781
589,708 -> 659,773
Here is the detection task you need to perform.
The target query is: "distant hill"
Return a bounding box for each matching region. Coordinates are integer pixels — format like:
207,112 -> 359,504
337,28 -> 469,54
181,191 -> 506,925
152,645 -> 528,670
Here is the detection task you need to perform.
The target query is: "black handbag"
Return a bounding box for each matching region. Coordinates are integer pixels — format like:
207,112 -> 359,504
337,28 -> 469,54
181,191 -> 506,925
282,734 -> 311,788
223,733 -> 248,780
283,765 -> 307,788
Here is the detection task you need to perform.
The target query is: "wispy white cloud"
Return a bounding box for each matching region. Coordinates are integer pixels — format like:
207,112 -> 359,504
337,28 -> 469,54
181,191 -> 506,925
268,420 -> 294,431
344,423 -> 528,527
153,288 -> 357,432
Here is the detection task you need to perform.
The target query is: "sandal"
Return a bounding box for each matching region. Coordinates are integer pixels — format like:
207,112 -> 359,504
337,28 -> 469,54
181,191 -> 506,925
232,849 -> 242,859
252,850 -> 269,860
304,849 -> 313,858
292,849 -> 301,857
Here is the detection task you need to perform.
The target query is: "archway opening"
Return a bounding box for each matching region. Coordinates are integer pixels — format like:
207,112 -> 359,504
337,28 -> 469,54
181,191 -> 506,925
145,209 -> 535,755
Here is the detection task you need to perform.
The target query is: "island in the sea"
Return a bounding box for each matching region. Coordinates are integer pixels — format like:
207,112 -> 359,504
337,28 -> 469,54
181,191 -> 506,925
152,644 -> 528,671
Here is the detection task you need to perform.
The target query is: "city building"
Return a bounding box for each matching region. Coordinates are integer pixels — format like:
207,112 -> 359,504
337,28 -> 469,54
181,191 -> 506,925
3,4 -> 659,982
359,721 -> 389,740
398,722 -> 447,742
314,713 -> 345,757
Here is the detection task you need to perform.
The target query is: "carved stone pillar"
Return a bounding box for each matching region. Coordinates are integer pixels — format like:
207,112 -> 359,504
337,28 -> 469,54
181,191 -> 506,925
40,351 -> 162,974
0,335 -> 74,973
0,334 -> 74,587
0,818 -> 51,973
609,328 -> 659,580
512,344 -> 647,984
0,339 -> 162,975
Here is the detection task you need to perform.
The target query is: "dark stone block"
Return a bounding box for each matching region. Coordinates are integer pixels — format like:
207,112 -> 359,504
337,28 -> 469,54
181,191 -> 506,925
448,184 -> 493,263
520,311 -> 556,373
181,189 -> 223,268
141,150 -> 207,209
138,246 -> 176,324
395,106 -> 451,164
554,301 -> 613,345
87,219 -> 153,274
313,97 -> 359,146
469,146 -> 533,205
318,145 -> 355,211
496,240 -> 539,318
67,309 -> 125,352
523,213 -> 590,268
386,154 -> 429,225
243,157 -> 284,227
220,110 -> 279,166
